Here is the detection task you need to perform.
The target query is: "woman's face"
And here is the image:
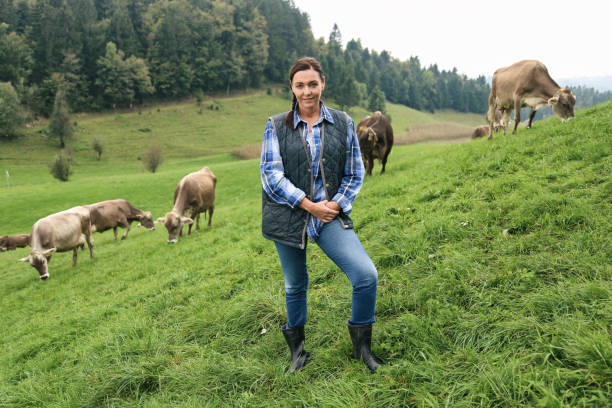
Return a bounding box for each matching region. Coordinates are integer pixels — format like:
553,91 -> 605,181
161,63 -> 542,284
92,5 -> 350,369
291,68 -> 325,112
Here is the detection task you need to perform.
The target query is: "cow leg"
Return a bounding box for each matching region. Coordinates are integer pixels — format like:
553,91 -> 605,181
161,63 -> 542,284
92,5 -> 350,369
120,218 -> 130,240
527,109 -> 537,128
186,215 -> 193,236
486,105 -> 495,140
365,154 -> 373,176
380,151 -> 390,174
113,227 -> 118,241
512,97 -> 521,135
72,248 -> 78,266
208,206 -> 214,227
86,234 -> 94,259
195,212 -> 201,230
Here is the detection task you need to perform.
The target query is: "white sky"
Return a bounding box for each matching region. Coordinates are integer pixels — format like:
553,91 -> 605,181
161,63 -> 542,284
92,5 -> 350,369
292,0 -> 611,80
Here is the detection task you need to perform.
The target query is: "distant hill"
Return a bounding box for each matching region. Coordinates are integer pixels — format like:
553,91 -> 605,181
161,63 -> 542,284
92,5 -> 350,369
559,76 -> 612,91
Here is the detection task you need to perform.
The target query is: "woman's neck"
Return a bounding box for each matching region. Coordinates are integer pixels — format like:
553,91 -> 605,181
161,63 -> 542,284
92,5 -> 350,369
298,105 -> 321,130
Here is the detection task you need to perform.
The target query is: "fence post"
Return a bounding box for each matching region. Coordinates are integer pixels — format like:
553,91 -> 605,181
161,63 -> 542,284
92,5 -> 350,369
5,170 -> 9,188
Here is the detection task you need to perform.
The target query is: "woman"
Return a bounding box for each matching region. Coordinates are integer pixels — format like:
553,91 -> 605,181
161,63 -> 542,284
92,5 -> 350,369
260,57 -> 382,373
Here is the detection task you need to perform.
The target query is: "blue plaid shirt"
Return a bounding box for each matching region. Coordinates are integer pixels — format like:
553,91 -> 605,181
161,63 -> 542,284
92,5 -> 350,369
260,103 -> 364,242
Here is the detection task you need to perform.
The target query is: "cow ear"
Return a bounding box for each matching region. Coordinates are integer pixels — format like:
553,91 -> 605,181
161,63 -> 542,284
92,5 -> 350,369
548,95 -> 559,105
155,217 -> 166,224
42,248 -> 56,256
180,216 -> 194,225
18,255 -> 31,262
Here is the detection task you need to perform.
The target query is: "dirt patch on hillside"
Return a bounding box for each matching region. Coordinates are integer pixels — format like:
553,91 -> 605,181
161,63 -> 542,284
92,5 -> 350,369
232,144 -> 262,160
232,122 -> 479,160
395,123 -> 475,145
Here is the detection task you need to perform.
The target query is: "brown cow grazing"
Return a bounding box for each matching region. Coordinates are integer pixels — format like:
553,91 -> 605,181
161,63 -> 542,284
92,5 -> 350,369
156,166 -> 216,243
486,60 -> 576,139
87,199 -> 155,240
357,111 -> 394,175
471,125 -> 490,139
0,234 -> 30,252
19,206 -> 94,280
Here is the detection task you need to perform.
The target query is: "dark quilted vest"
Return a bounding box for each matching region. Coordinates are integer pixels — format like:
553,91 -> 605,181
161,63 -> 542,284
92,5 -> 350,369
262,107 -> 353,249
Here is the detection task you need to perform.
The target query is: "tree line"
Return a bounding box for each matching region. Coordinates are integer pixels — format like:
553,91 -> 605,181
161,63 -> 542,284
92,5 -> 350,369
0,0 -> 495,124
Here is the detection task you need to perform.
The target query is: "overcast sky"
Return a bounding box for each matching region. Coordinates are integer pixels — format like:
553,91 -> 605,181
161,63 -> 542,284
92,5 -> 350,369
292,0 -> 611,80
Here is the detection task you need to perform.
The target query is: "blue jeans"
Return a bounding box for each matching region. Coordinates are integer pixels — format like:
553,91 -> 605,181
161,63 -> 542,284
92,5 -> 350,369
275,219 -> 378,328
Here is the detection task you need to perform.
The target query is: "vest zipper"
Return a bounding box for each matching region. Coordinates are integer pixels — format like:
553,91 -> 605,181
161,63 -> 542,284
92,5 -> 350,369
299,124 -> 315,249
320,121 -> 348,229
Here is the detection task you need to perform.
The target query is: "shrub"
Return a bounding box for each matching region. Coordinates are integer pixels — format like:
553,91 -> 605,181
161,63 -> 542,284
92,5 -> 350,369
92,136 -> 104,160
143,144 -> 163,173
48,87 -> 74,148
49,150 -> 73,181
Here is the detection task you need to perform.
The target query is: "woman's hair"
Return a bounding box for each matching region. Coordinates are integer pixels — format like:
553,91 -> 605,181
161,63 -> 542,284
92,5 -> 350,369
284,57 -> 325,128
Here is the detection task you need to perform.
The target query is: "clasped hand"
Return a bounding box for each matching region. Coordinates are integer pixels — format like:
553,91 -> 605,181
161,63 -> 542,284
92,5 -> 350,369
301,199 -> 339,223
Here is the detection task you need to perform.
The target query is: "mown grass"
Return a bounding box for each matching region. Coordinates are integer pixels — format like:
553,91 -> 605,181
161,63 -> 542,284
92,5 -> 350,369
0,100 -> 610,407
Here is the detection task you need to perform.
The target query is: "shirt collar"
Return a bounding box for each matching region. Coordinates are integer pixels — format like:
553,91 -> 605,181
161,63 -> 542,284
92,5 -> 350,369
292,102 -> 335,130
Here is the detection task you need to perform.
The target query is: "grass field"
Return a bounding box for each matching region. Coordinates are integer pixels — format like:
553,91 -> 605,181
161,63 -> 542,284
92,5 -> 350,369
0,90 -> 484,167
0,98 -> 610,407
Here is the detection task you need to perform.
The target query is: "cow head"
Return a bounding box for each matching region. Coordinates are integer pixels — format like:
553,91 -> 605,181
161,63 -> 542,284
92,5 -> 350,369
137,211 -> 155,231
19,248 -> 56,280
156,212 -> 193,243
0,236 -> 7,252
548,88 -> 576,122
357,126 -> 380,150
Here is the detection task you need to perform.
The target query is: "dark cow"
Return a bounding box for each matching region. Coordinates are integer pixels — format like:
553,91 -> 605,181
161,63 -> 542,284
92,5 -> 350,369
486,60 -> 576,139
357,111 -> 394,175
19,206 -> 94,280
156,166 -> 216,243
471,125 -> 490,139
87,199 -> 155,240
0,234 -> 30,252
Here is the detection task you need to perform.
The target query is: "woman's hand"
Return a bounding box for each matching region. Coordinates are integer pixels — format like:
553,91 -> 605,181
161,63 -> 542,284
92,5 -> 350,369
299,198 -> 339,223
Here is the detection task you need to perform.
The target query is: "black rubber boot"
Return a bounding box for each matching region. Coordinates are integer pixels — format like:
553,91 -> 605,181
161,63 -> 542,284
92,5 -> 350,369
347,320 -> 383,372
281,325 -> 310,374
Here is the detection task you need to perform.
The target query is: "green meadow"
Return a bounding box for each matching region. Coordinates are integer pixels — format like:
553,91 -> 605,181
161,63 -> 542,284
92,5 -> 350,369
0,96 -> 610,407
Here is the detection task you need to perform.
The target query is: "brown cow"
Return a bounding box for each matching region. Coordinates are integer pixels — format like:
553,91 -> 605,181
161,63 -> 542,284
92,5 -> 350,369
486,60 -> 576,139
0,234 -> 30,252
19,206 -> 94,280
156,166 -> 216,243
471,125 -> 490,139
87,199 -> 155,240
357,111 -> 394,175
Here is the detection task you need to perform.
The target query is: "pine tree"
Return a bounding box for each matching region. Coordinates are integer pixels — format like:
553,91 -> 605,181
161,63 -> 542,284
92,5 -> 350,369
48,87 -> 73,148
368,85 -> 386,114
0,81 -> 22,140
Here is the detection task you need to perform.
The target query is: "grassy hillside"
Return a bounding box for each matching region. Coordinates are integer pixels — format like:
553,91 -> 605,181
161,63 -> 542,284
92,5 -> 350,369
0,91 -> 483,168
0,101 -> 610,407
